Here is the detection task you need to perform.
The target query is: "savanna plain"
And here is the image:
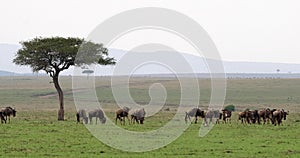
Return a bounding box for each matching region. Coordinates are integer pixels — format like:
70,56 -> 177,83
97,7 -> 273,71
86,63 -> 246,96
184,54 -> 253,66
0,76 -> 299,158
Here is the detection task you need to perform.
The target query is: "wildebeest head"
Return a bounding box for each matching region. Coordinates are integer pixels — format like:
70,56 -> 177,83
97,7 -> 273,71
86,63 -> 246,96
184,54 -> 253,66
139,117 -> 145,124
101,117 -> 106,124
12,108 -> 16,117
282,109 -> 288,120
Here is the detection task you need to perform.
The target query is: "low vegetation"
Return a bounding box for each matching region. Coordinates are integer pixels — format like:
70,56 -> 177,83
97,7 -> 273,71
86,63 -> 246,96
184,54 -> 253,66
0,76 -> 299,157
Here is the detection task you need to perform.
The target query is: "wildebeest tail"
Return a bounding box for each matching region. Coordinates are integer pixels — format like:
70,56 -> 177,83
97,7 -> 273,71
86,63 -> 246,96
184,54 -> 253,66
185,112 -> 188,123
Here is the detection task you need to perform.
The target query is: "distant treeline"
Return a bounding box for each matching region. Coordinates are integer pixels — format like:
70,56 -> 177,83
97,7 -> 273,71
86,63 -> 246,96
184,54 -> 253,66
129,73 -> 300,79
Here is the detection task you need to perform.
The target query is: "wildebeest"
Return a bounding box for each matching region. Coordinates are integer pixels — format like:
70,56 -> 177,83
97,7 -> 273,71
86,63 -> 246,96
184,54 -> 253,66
0,112 -> 6,124
238,111 -> 247,124
88,109 -> 106,124
130,108 -> 146,124
272,109 -> 288,126
251,110 -> 259,124
238,109 -> 259,124
185,108 -> 205,124
0,107 -> 16,123
204,110 -> 220,125
221,109 -> 232,124
76,109 -> 88,124
115,107 -> 130,125
258,108 -> 272,124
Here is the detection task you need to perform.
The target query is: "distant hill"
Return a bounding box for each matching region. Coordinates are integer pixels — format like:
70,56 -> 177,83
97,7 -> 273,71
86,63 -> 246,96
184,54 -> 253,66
1,43 -> 300,76
95,49 -> 300,75
0,70 -> 16,76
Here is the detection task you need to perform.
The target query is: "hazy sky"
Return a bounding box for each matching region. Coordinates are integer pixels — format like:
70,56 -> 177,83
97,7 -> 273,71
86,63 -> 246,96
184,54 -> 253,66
1,0 -> 300,64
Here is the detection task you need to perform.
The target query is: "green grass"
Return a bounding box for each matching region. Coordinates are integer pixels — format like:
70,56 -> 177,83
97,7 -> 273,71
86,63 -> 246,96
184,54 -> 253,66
0,76 -> 300,157
1,111 -> 299,158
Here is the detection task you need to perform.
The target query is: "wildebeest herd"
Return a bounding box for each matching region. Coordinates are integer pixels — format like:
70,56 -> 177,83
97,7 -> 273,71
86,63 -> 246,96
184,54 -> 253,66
0,106 -> 17,124
76,109 -> 106,124
1,105 -> 287,127
185,108 -> 232,125
185,107 -> 288,126
238,108 -> 288,126
76,107 -> 146,125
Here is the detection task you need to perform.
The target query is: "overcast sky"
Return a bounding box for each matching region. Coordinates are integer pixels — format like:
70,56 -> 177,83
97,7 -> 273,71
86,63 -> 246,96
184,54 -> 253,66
1,0 -> 300,64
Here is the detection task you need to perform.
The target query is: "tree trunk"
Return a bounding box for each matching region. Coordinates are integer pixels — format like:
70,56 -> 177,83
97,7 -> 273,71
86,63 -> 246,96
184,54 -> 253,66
53,75 -> 64,121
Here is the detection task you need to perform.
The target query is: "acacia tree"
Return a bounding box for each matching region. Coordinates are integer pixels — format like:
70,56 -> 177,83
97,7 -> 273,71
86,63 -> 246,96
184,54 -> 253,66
13,37 -> 115,120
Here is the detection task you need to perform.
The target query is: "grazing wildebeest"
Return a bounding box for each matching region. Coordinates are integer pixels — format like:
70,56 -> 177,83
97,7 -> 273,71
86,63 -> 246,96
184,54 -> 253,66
272,109 -> 288,126
185,108 -> 205,124
204,110 -> 220,125
258,108 -> 272,124
115,107 -> 130,125
88,109 -> 106,124
238,111 -> 247,124
0,112 -> 6,124
130,108 -> 146,124
76,109 -> 88,124
221,109 -> 232,124
0,107 -> 16,123
239,109 -> 258,124
245,110 -> 259,124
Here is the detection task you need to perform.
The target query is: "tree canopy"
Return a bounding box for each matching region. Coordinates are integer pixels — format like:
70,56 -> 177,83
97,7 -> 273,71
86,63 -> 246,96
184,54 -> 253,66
13,37 -> 115,120
13,37 -> 115,76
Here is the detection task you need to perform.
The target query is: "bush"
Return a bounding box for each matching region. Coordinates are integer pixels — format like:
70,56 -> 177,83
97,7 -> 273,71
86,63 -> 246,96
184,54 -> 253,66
225,104 -> 235,112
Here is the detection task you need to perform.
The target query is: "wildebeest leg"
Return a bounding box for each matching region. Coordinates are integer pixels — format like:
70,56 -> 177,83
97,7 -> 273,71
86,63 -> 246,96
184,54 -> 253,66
262,116 -> 266,124
278,115 -> 282,126
228,118 -> 231,124
185,113 -> 188,123
272,117 -> 275,125
135,117 -> 139,124
76,113 -> 80,123
125,116 -> 129,125
6,116 -> 10,123
210,117 -> 213,124
126,116 -> 130,125
190,116 -> 194,124
273,117 -> 277,126
0,113 -> 6,124
1,118 -> 5,124
257,116 -> 261,124
130,115 -> 134,124
194,117 -> 198,124
89,116 -> 93,124
132,116 -> 137,124
115,115 -> 119,125
122,117 -> 125,125
223,116 -> 226,124
116,116 -> 122,124
186,115 -> 192,124
204,117 -> 208,125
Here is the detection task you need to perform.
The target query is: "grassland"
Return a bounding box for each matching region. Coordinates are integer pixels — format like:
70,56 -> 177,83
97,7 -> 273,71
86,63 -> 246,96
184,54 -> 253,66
0,76 -> 300,157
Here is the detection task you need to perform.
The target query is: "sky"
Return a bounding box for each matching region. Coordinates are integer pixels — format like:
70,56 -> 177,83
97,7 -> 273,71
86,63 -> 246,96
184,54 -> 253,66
1,0 -> 300,64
